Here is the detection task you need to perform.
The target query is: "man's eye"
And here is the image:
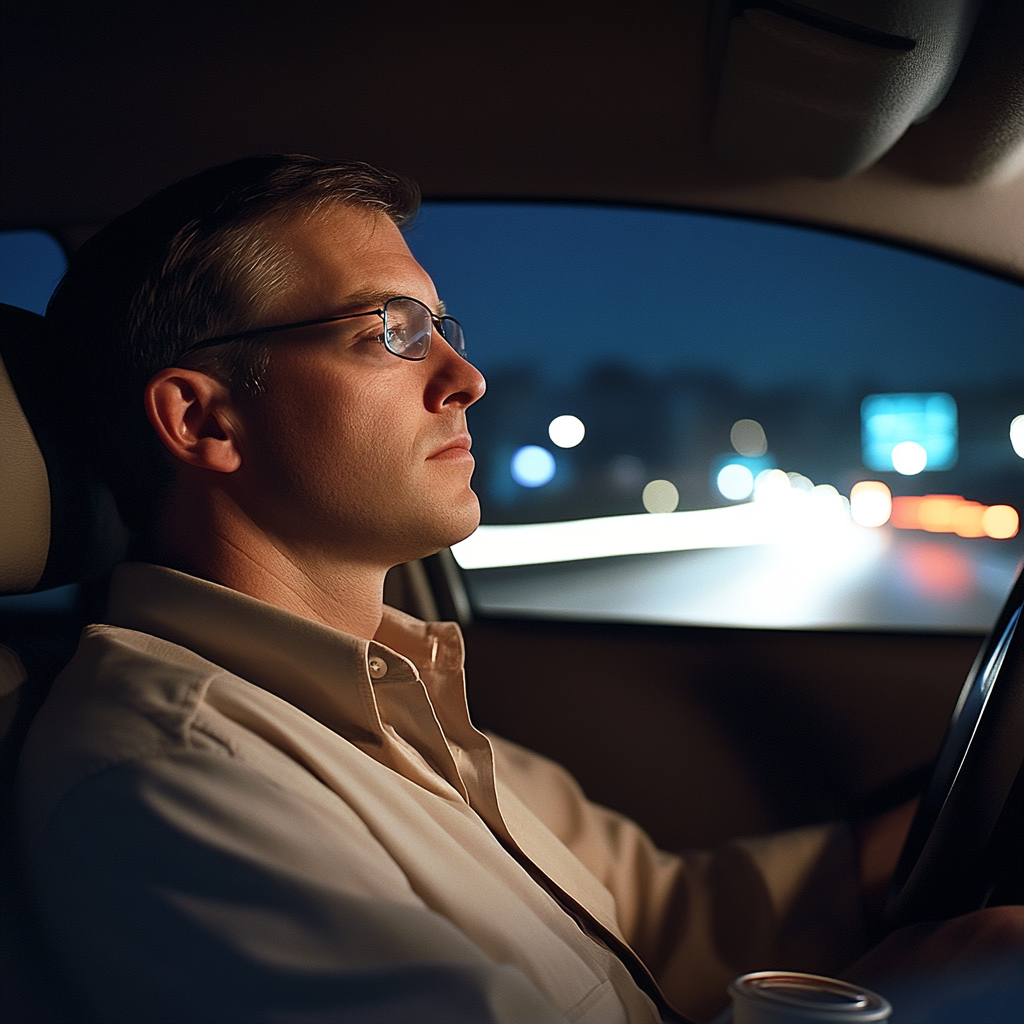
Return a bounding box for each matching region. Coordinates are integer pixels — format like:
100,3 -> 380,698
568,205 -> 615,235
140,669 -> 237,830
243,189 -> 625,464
351,326 -> 387,346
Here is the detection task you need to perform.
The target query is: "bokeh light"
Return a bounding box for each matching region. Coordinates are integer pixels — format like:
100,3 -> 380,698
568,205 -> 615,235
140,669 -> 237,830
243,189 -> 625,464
730,419 -> 768,457
951,502 -> 986,538
923,497 -> 969,532
642,479 -> 679,513
891,440 -> 928,475
983,505 -> 1019,540
754,468 -> 792,502
1011,415 -> 1024,459
889,495 -> 1019,540
810,484 -> 848,516
510,445 -> 556,487
548,414 -> 586,448
717,463 -> 755,501
850,481 -> 892,528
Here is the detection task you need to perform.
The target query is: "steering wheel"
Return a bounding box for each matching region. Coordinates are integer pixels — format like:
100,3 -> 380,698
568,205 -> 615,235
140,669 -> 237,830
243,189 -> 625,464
884,564 -> 1024,932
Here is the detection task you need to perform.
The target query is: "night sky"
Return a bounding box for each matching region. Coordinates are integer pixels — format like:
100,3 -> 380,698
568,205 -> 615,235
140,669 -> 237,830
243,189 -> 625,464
404,202 -> 1024,393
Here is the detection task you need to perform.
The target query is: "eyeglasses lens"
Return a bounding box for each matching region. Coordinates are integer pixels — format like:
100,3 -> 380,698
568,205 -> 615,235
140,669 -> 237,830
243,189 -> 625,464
382,298 -> 466,360
383,298 -> 431,359
438,317 -> 466,358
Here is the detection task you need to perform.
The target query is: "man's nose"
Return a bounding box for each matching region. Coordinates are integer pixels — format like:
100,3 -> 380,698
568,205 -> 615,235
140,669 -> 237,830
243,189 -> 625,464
426,336 -> 486,410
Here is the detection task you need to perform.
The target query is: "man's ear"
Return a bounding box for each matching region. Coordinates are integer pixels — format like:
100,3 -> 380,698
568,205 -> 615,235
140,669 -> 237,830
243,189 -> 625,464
145,369 -> 243,474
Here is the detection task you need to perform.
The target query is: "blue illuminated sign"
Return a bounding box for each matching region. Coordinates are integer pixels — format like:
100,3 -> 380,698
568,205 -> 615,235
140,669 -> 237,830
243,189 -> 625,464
861,393 -> 958,472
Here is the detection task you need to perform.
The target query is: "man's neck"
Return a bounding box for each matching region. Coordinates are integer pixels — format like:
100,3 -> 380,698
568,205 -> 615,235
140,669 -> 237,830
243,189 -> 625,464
156,487 -> 387,641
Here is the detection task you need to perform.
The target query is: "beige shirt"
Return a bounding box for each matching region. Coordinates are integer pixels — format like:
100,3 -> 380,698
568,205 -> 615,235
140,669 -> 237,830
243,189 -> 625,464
17,563 -> 865,1023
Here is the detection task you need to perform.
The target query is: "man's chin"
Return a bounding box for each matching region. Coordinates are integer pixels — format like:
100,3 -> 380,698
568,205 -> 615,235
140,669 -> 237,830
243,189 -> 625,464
434,504 -> 481,554
393,495 -> 480,565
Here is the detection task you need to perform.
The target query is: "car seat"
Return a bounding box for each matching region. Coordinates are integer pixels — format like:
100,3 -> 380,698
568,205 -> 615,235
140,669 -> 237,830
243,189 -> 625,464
1,301 -> 128,1023
1,301 -> 129,761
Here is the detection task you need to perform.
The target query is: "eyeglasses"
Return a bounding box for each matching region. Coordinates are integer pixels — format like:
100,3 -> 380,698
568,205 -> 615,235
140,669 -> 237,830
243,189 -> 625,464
176,295 -> 465,362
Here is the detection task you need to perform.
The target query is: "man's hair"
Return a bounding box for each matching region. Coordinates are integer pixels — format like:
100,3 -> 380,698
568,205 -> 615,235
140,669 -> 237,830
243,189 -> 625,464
45,155 -> 420,536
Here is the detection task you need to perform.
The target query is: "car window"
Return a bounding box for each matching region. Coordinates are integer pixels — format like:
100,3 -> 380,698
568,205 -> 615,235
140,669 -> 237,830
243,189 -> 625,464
405,203 -> 1024,632
0,229 -> 67,314
0,229 -> 77,612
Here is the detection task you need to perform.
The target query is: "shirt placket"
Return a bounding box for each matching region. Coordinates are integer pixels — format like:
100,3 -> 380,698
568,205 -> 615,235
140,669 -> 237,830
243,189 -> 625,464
371,618 -> 689,1022
364,641 -> 471,803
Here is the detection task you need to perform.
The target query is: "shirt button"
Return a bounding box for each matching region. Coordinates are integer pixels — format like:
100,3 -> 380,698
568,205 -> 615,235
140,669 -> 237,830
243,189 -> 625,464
368,656 -> 388,679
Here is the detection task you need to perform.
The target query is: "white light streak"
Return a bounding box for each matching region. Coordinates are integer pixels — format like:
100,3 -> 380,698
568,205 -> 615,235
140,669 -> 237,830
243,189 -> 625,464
754,468 -> 791,502
452,488 -> 856,570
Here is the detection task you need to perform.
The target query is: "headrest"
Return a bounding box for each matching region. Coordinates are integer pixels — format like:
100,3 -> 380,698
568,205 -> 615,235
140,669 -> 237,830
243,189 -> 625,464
0,304 -> 128,594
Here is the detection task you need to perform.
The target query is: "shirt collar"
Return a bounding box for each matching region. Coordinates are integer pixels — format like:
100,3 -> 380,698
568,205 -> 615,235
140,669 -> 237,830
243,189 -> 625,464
103,562 -> 468,753
100,564 -> 625,945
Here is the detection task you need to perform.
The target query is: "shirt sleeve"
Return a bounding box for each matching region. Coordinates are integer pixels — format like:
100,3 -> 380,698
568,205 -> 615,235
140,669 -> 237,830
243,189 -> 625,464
488,734 -> 867,1023
26,748 -> 569,1024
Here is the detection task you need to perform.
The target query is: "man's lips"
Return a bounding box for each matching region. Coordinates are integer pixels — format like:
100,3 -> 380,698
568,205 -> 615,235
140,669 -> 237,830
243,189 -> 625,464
427,434 -> 473,461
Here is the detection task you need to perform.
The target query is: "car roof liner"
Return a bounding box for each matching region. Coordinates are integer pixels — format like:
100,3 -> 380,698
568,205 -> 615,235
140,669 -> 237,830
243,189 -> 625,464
2,2 -> 1022,277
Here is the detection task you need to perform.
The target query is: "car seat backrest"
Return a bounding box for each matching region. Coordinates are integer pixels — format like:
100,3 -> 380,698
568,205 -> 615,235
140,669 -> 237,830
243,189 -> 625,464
1,303 -> 120,1021
0,304 -> 129,600
1,300 -> 132,747
1,301 -> 129,748
0,309 -> 51,594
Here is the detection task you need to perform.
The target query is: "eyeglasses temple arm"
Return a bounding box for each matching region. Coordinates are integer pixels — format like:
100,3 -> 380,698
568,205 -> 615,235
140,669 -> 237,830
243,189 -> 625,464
176,309 -> 383,360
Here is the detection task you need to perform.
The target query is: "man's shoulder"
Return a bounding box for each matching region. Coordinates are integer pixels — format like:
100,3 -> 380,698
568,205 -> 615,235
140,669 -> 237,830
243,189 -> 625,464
16,623 -> 236,841
42,621 -> 230,745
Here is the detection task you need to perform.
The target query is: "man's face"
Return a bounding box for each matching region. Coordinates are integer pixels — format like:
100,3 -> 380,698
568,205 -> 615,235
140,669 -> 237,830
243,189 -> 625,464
226,205 -> 486,569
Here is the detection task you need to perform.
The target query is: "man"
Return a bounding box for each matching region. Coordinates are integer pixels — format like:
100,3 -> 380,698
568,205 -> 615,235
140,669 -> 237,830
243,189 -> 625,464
16,155 -> 1022,1023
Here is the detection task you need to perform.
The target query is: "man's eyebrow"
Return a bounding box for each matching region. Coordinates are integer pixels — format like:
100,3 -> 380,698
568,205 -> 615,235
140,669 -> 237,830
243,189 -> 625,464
329,290 -> 446,317
327,289 -> 392,315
